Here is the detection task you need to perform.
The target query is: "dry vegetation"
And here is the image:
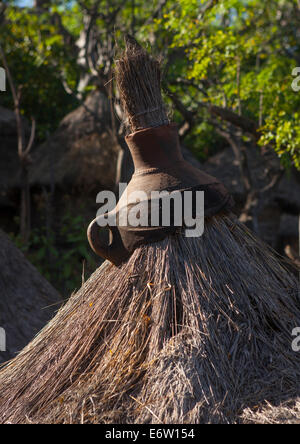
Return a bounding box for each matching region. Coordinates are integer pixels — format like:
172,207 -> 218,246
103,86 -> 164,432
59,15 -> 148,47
0,214 -> 299,424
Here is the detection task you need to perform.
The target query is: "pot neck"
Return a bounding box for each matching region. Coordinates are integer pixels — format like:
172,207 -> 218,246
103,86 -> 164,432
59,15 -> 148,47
125,123 -> 183,171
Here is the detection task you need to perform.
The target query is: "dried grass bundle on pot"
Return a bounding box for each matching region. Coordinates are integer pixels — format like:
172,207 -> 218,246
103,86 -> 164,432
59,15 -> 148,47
115,35 -> 169,132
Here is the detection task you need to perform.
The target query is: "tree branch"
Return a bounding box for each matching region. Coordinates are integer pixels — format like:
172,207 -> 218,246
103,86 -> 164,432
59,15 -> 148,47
206,103 -> 259,137
143,0 -> 168,26
164,85 -> 196,138
23,118 -> 36,158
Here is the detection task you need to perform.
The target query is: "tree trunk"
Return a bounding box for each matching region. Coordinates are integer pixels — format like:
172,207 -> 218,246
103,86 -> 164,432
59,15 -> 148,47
20,164 -> 31,243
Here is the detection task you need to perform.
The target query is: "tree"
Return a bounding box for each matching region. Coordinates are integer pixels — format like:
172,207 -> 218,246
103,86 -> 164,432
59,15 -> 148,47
2,0 -> 300,235
0,43 -> 36,242
150,0 -> 300,228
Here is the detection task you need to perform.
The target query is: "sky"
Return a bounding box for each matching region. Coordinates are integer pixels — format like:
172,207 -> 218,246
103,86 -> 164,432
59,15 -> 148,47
16,0 -> 34,6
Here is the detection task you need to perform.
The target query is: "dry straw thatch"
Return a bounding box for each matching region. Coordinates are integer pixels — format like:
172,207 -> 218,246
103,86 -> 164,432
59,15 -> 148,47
0,38 -> 300,424
0,229 -> 60,365
0,215 -> 299,424
115,35 -> 169,132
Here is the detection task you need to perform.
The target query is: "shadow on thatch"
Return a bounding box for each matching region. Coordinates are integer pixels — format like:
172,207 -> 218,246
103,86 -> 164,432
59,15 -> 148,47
0,229 -> 61,364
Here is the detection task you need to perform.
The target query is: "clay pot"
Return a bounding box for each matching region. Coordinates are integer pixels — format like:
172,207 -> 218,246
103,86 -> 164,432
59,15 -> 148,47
87,124 -> 233,265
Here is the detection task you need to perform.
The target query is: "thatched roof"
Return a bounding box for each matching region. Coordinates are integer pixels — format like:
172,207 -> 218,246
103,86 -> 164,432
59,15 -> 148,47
29,91 -> 121,192
0,94 -> 204,197
203,145 -> 300,248
204,145 -> 300,210
0,229 -> 60,364
0,215 -> 299,423
1,98 -> 299,251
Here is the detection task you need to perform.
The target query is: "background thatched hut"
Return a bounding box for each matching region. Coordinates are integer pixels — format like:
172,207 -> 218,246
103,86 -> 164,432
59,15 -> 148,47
0,228 -> 60,364
29,91 -> 121,193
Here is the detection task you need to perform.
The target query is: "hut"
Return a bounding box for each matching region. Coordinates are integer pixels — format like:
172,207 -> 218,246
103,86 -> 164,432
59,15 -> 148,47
0,228 -> 60,364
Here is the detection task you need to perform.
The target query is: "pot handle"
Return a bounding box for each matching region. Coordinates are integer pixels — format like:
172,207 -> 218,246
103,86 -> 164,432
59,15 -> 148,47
87,215 -> 128,266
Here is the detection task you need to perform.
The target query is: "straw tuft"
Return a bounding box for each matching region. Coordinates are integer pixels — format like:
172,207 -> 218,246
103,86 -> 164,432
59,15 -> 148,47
115,35 -> 169,133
